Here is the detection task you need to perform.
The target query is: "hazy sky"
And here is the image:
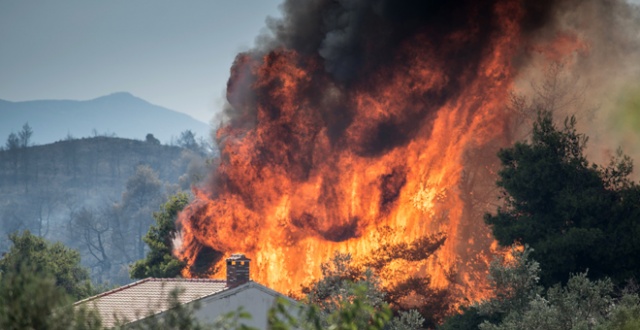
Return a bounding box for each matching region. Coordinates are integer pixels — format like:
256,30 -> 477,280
0,0 -> 282,123
3,1 -> 639,124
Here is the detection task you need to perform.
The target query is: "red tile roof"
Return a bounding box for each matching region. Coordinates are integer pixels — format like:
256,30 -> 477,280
75,278 -> 227,327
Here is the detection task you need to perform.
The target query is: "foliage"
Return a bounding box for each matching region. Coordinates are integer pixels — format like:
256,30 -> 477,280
450,245 -> 640,330
385,309 -> 426,330
597,294 -> 640,330
121,165 -> 164,211
176,130 -> 199,152
113,165 -> 165,262
437,306 -> 494,330
479,271 -> 614,330
0,133 -> 205,285
0,231 -> 95,299
19,122 -> 33,148
303,252 -> 423,330
485,110 -> 640,286
5,132 -> 19,150
305,252 -> 385,315
0,263 -> 102,330
478,247 -> 542,317
0,266 -> 397,330
269,285 -> 393,330
130,192 -> 190,279
145,133 -> 161,145
362,229 -> 449,327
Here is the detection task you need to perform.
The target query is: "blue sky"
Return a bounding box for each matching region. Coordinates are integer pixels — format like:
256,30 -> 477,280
0,0 -> 282,123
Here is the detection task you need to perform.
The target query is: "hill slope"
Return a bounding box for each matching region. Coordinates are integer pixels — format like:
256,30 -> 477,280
0,136 -> 210,284
0,92 -> 211,145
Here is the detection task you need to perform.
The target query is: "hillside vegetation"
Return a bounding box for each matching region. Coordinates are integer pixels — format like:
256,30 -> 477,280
0,134 -> 211,284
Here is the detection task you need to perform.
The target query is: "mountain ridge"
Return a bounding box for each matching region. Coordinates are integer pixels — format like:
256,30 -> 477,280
0,92 -> 211,145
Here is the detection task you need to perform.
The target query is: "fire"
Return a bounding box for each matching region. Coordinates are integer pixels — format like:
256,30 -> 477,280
175,0 -> 591,309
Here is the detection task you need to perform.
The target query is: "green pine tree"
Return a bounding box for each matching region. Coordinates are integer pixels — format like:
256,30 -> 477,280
130,192 -> 190,279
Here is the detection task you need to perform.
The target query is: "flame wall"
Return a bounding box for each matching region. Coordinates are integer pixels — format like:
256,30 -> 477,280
175,0 -> 640,304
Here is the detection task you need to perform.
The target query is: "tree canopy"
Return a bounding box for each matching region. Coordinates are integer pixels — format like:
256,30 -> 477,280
5,132 -> 19,151
0,231 -> 94,300
440,246 -> 640,330
18,123 -> 33,148
0,263 -> 102,330
115,165 -> 165,262
302,252 -> 424,330
129,192 -> 189,279
485,110 -> 640,286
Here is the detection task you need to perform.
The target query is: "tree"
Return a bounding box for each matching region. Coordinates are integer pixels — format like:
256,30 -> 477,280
598,295 -> 640,330
18,122 -> 33,148
17,123 -> 34,192
0,231 -> 95,300
361,229 -> 450,327
5,132 -> 19,150
72,207 -> 112,282
112,165 -> 164,262
5,132 -> 19,182
439,248 -> 540,330
303,252 -> 424,330
269,285 -> 393,330
484,110 -> 640,286
130,192 -> 189,279
176,130 -> 200,152
145,133 -> 160,145
178,151 -> 210,189
305,252 -> 385,313
0,263 -> 102,330
476,247 -> 543,320
437,306 -> 492,330
31,185 -> 62,237
471,246 -> 640,330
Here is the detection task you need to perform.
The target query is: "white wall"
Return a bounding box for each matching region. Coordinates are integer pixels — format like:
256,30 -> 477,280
193,285 -> 279,328
140,282 -> 300,329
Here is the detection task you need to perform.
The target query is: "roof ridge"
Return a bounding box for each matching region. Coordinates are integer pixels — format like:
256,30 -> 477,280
147,277 -> 226,282
148,277 -> 226,283
75,277 -> 229,305
74,278 -> 153,305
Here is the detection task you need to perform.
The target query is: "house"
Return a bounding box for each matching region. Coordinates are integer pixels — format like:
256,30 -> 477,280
75,254 -> 296,329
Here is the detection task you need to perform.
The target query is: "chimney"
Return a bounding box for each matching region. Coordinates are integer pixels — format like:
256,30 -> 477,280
226,253 -> 251,288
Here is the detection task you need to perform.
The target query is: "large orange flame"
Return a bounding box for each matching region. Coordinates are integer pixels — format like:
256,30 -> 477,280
175,0 -> 585,308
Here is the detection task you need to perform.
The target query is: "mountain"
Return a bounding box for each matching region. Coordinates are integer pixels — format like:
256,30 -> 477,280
0,92 -> 212,145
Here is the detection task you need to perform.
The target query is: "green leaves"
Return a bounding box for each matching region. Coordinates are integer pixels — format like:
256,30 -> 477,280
461,246 -> 640,330
485,110 -> 640,286
269,286 -> 392,330
0,232 -> 102,330
302,252 -> 424,330
129,192 -> 190,279
0,230 -> 94,299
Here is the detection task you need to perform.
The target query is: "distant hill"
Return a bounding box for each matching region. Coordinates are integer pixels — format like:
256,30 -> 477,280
0,136 -> 211,283
0,92 -> 212,145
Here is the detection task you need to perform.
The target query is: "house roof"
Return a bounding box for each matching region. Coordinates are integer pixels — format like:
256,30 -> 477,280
75,278 -> 228,327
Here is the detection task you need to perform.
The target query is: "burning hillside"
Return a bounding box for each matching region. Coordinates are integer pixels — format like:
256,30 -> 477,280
175,0 -> 640,309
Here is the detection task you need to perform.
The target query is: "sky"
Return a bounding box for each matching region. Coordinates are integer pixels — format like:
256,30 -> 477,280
2,1 -> 640,125
0,0 -> 282,123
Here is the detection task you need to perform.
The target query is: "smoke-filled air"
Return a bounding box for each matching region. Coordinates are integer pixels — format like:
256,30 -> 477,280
174,0 -> 640,310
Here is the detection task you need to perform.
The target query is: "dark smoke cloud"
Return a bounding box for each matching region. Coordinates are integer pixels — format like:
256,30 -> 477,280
217,0 -> 640,162
262,0 -> 576,82
223,0 -> 567,158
